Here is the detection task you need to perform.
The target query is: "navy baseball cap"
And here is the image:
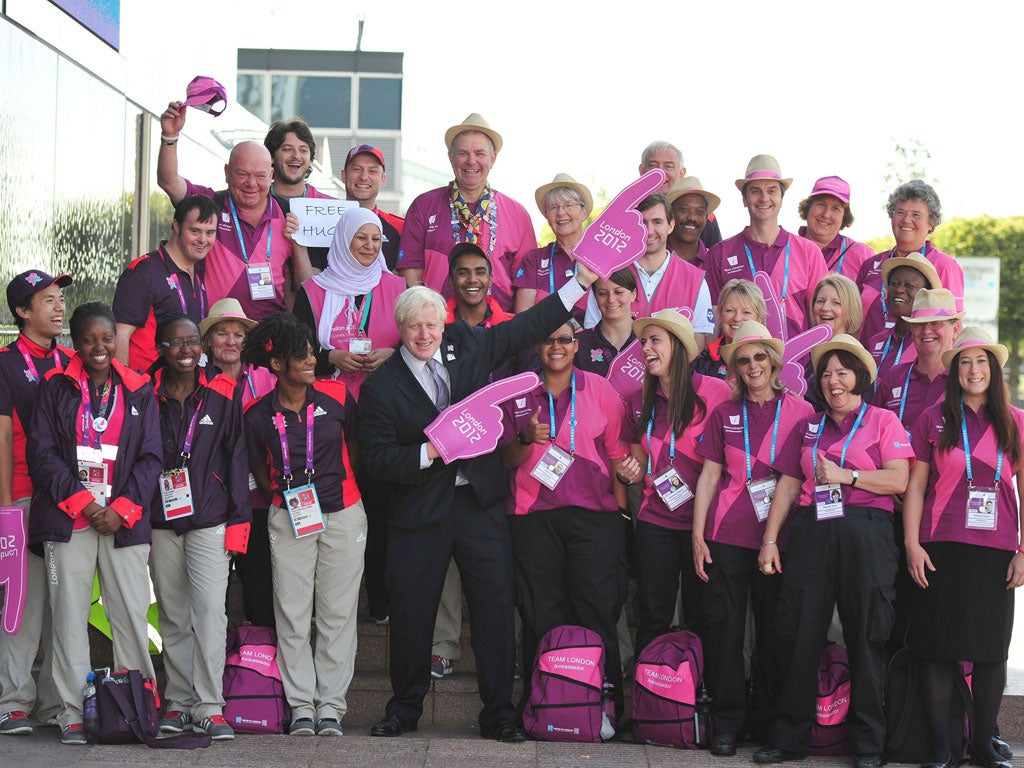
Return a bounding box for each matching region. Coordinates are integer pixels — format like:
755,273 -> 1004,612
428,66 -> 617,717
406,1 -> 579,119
7,270 -> 72,315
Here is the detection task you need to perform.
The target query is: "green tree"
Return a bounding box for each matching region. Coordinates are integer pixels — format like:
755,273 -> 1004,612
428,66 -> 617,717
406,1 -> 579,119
882,138 -> 939,195
932,216 -> 1024,399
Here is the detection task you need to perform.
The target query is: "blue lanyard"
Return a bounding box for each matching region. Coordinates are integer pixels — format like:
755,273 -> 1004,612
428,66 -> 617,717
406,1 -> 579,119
356,291 -> 373,335
645,405 -> 675,476
244,366 -> 257,399
813,402 -> 867,471
880,244 -> 926,316
227,194 -> 273,265
897,365 -> 914,423
742,398 -> 783,482
960,399 -> 1001,486
880,332 -> 908,369
834,236 -> 848,274
545,370 -> 577,454
745,240 -> 790,301
547,243 -> 577,296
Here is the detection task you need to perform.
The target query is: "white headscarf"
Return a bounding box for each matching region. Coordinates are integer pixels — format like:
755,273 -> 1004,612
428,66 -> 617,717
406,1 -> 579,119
312,207 -> 388,350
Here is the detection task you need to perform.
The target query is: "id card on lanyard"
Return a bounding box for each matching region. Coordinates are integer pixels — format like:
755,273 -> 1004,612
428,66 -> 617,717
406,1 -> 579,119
743,398 -> 782,523
647,407 -> 693,510
276,402 -> 325,538
347,292 -> 373,355
529,373 -> 577,490
160,402 -> 202,521
812,403 -> 866,521
76,376 -> 116,505
228,194 -> 276,301
961,399 -> 1000,531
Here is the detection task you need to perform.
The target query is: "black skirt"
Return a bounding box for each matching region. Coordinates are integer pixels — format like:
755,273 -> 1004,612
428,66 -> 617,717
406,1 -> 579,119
907,541 -> 1015,663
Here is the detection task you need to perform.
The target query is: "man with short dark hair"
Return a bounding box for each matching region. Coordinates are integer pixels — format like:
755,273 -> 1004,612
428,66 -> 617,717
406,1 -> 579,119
0,270 -> 74,735
666,177 -> 721,267
113,195 -> 217,371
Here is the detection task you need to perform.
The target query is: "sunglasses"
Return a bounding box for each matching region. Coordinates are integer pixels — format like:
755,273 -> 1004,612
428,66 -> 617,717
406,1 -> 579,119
540,336 -> 576,346
735,351 -> 770,367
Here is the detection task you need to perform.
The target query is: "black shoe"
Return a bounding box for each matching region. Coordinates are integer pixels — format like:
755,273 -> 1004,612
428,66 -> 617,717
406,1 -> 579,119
920,758 -> 953,768
972,759 -> 1012,768
480,720 -> 527,743
992,735 -> 1013,761
370,714 -> 416,737
710,733 -> 737,756
853,755 -> 885,768
752,745 -> 805,764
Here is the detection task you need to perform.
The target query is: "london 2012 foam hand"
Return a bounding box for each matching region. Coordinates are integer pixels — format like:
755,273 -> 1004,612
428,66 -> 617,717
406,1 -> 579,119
573,169 -> 666,279
0,507 -> 27,635
424,372 -> 541,464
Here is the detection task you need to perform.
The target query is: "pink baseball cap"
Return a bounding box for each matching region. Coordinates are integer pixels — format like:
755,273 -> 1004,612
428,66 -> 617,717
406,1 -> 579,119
345,144 -> 386,170
808,175 -> 851,205
182,76 -> 227,116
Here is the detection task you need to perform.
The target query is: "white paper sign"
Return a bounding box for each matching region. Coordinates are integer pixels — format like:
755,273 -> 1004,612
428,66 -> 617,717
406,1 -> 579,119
290,198 -> 354,248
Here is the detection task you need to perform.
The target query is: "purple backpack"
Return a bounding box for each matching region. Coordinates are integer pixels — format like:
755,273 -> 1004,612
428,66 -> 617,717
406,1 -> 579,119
807,642 -> 851,756
522,625 -> 609,743
222,623 -> 290,734
632,629 -> 707,749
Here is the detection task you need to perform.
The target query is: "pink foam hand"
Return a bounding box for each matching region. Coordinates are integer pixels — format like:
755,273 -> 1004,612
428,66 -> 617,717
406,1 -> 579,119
780,325 -> 833,396
606,338 -> 647,405
753,272 -> 786,341
0,507 -> 28,635
573,169 -> 666,279
424,372 -> 541,464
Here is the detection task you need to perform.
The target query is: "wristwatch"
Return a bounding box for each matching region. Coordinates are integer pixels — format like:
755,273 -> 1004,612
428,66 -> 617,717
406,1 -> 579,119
850,470 -> 860,487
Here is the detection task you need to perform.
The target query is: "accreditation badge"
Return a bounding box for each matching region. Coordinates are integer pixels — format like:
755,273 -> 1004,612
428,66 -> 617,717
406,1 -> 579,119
965,487 -> 998,530
160,468 -> 194,520
814,483 -> 844,520
76,459 -> 108,506
529,444 -> 574,490
348,337 -> 372,355
282,483 -> 325,538
747,476 -> 777,523
246,264 -> 276,300
653,467 -> 694,511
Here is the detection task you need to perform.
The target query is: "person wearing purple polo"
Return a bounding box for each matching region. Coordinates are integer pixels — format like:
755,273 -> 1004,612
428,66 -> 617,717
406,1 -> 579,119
157,102 -> 305,320
756,336 -> 913,768
866,253 -> 940,383
0,270 -> 73,736
666,176 -> 720,267
113,195 -> 216,372
616,310 -> 730,653
397,114 -> 535,311
705,156 -> 828,338
856,180 -> 964,344
501,321 -> 629,718
639,141 -> 722,248
513,173 -> 592,323
904,328 -> 1024,768
693,322 -> 815,756
574,269 -> 638,377
796,176 -> 874,281
692,279 -> 767,381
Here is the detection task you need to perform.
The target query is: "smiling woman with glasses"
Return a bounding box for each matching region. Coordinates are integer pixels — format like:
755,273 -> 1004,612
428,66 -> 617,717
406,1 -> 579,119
513,174 -> 594,323
690,321 -> 814,755
499,318 -> 630,725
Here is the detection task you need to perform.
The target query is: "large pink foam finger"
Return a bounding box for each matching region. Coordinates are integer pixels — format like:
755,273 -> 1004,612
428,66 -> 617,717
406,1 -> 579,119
779,325 -> 833,396
0,507 -> 28,635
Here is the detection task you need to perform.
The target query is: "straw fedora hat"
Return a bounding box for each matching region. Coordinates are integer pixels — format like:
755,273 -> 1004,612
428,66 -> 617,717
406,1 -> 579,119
810,334 -> 878,383
665,176 -> 721,215
901,288 -> 964,325
735,154 -> 792,192
444,113 -> 502,154
880,252 -> 941,291
534,173 -> 594,216
632,310 -> 698,363
199,298 -> 257,338
941,326 -> 1009,369
721,321 -> 785,367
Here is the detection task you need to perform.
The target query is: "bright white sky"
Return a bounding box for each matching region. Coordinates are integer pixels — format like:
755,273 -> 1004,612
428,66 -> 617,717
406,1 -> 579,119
243,1 -> 1020,242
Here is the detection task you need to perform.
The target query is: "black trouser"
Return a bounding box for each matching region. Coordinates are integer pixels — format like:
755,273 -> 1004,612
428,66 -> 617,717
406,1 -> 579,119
771,506 -> 896,755
385,486 -> 517,729
634,520 -> 706,655
702,540 -> 782,740
233,507 -> 275,628
358,473 -> 390,619
508,507 -> 627,714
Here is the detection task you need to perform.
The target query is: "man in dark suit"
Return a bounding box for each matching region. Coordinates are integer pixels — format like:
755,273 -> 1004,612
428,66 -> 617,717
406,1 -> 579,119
356,265 -> 596,741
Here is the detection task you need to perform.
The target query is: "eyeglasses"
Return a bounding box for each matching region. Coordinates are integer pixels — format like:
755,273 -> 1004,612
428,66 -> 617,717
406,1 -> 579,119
545,203 -> 582,215
735,351 -> 770,367
540,336 -> 576,346
159,338 -> 203,350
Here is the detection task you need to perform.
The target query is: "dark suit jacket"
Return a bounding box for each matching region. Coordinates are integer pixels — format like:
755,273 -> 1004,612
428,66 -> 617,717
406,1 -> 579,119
356,291 -> 572,530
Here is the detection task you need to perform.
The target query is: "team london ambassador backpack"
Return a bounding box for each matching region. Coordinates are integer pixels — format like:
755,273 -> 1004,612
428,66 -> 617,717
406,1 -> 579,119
807,642 -> 852,756
631,628 -> 710,749
222,622 -> 291,734
522,624 -> 613,742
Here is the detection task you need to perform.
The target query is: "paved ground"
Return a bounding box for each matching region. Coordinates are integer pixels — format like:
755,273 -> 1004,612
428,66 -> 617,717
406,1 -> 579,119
1,724 -> 1021,768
